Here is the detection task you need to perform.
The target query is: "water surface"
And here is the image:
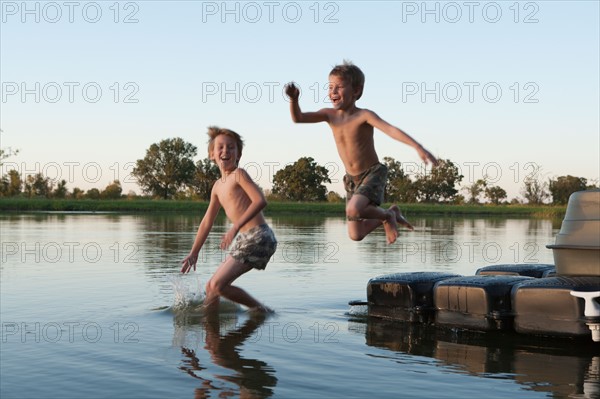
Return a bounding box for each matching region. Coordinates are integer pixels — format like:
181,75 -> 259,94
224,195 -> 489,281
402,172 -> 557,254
1,213 -> 598,398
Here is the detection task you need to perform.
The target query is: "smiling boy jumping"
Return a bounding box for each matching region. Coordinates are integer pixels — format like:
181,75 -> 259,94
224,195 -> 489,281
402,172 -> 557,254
285,61 -> 438,244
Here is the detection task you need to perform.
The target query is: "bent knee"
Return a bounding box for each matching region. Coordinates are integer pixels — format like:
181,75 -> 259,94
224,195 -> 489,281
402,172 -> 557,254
347,230 -> 366,242
205,279 -> 223,296
346,204 -> 362,220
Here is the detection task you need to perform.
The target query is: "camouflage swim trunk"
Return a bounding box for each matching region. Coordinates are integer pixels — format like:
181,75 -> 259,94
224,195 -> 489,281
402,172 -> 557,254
229,224 -> 277,270
343,162 -> 388,206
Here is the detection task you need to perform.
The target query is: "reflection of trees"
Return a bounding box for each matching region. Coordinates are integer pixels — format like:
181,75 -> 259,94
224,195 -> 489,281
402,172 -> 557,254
268,215 -> 326,230
525,218 -> 554,239
178,313 -> 277,399
481,217 -> 507,230
356,216 -> 561,271
268,216 -> 332,273
421,217 -> 456,236
349,317 -> 600,398
138,214 -> 329,276
357,217 -> 457,269
138,213 -> 228,275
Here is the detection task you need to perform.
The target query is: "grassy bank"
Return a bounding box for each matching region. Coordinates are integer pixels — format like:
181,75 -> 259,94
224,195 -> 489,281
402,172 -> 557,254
0,197 -> 567,218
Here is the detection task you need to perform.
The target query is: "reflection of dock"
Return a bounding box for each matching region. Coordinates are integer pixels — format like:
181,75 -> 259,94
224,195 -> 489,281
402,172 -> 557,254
348,316 -> 600,398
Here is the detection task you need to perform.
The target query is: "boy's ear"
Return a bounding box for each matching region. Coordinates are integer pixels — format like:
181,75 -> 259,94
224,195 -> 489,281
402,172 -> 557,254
354,85 -> 364,100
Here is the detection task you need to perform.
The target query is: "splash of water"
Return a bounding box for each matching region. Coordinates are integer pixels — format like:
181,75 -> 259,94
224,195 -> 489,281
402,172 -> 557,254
347,304 -> 368,318
169,276 -> 242,315
170,276 -> 205,311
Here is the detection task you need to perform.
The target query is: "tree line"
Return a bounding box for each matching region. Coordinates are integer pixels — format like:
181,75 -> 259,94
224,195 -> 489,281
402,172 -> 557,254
0,138 -> 596,205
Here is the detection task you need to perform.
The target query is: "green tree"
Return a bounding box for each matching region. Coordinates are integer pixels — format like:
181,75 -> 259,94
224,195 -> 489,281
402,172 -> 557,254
521,170 -> 549,205
101,180 -> 123,199
463,179 -> 487,204
485,185 -> 507,205
190,158 -> 220,200
327,191 -> 343,203
414,159 -> 463,203
0,170 -> 22,197
272,157 -> 331,201
0,143 -> 21,196
383,156 -> 417,203
548,175 -> 588,205
24,173 -> 52,198
132,137 -> 197,199
86,188 -> 101,200
72,187 -> 85,199
0,147 -> 19,167
53,179 -> 68,199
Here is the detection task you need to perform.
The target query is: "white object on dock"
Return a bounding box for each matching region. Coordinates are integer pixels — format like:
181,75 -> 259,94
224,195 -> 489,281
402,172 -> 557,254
570,290 -> 600,342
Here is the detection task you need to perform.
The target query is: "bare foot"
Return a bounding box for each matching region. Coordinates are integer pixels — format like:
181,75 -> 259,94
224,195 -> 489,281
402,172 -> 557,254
382,210 -> 398,244
390,205 -> 414,231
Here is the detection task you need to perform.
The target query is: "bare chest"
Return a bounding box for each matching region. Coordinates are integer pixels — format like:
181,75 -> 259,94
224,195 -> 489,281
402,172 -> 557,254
215,178 -> 249,208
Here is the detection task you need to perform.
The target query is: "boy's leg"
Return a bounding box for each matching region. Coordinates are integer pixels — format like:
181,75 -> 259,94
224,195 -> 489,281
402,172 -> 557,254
204,256 -> 264,312
346,194 -> 398,244
346,196 -> 415,243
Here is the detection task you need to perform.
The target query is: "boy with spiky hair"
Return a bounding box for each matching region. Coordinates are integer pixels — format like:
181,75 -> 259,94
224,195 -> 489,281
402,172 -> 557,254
181,126 -> 277,313
285,61 -> 438,244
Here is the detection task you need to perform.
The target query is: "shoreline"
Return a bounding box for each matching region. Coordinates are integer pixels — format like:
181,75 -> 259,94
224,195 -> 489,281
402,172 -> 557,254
0,198 -> 566,218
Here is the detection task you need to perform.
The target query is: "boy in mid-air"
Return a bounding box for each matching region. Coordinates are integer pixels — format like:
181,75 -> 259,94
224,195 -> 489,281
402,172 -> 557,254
181,127 -> 277,313
285,61 -> 438,244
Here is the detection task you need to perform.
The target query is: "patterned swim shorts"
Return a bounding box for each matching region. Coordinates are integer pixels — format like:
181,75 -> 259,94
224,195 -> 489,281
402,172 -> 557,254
229,224 -> 277,270
343,162 -> 388,206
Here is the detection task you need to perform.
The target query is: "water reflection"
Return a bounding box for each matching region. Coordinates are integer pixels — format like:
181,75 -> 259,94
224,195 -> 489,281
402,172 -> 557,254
353,217 -> 559,275
137,214 -> 210,265
269,215 -> 327,229
174,312 -> 277,399
349,317 -> 600,398
421,216 -> 457,236
135,215 -> 331,276
0,212 -> 587,398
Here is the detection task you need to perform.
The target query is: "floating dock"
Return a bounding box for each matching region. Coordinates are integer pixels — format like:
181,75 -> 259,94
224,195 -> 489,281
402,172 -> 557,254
356,190 -> 600,342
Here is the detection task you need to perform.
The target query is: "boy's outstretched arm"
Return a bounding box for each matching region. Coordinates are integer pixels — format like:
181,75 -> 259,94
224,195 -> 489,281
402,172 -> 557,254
285,82 -> 328,124
365,110 -> 439,166
181,190 -> 221,273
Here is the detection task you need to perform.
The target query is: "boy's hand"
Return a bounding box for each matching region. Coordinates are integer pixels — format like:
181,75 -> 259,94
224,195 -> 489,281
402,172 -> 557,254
220,227 -> 238,250
285,82 -> 300,101
417,147 -> 439,167
181,254 -> 197,274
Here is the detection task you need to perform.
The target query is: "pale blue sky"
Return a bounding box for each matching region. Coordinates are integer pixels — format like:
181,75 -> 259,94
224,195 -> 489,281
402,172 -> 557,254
1,1 -> 598,200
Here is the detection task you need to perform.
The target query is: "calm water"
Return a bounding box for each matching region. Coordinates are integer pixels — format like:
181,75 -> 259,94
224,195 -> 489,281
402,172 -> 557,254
1,212 -> 599,398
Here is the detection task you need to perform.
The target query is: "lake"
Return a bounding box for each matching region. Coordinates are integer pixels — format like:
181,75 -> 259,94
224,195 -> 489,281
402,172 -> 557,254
1,212 -> 598,398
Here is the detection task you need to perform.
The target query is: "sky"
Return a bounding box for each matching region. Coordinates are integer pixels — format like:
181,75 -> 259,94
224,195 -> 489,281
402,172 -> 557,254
1,0 -> 599,201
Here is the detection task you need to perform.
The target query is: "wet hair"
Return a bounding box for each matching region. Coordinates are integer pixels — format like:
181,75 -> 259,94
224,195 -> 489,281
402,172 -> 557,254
207,126 -> 244,161
329,60 -> 365,100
